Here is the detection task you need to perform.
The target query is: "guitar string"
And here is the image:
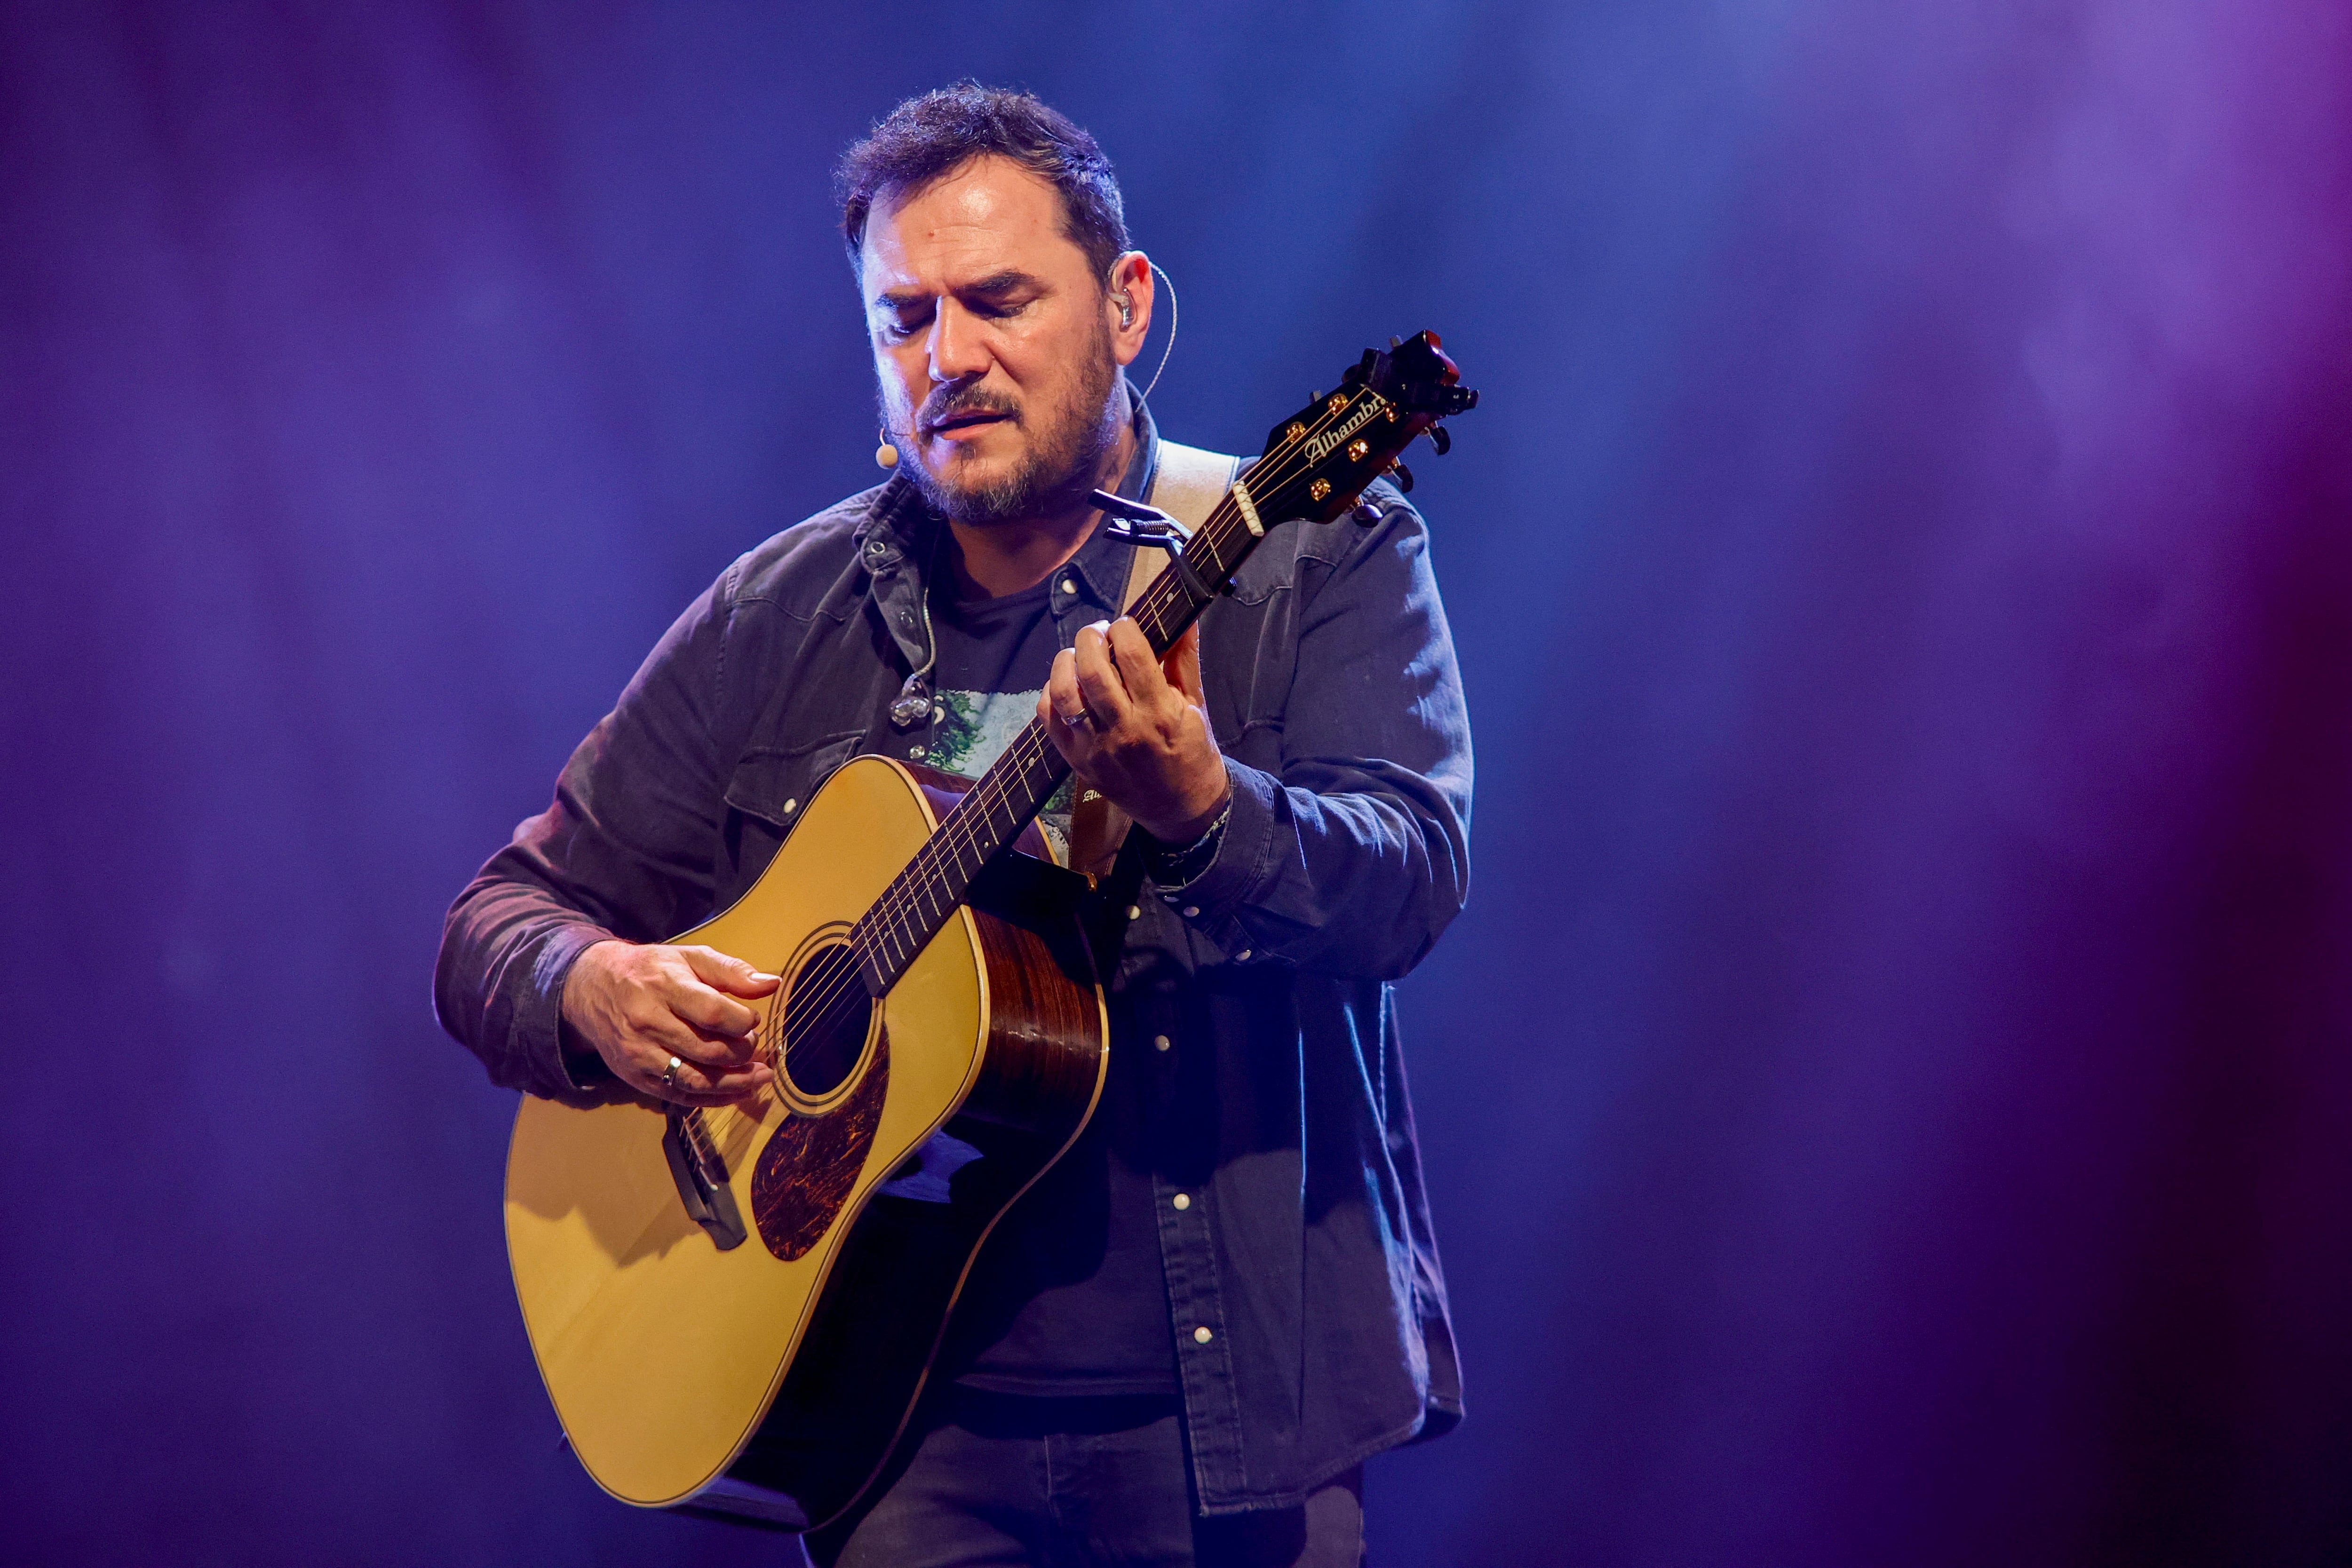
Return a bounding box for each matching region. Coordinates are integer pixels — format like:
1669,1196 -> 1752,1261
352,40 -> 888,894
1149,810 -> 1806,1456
699,495 -> 1223,1135
740,539 -> 1219,1094
826,459 -> 1295,1000
742,385 -> 1424,1097
755,385 -> 1412,1085
784,418 -> 1326,1022
757,423 -> 1364,1105
861,385 -> 1396,940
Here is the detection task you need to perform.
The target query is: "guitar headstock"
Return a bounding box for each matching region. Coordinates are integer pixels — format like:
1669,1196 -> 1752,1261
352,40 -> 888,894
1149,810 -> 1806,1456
1247,330 -> 1478,525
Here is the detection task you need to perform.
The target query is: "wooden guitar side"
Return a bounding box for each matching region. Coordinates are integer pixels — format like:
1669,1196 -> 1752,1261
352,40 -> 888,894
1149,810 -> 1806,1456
503,755 -> 1106,1527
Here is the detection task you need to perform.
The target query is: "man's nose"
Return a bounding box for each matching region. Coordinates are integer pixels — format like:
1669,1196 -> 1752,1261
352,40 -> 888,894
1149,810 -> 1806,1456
926,298 -> 991,384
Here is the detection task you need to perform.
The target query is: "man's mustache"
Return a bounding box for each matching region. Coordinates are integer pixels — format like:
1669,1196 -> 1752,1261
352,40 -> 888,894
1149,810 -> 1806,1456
917,386 -> 1020,434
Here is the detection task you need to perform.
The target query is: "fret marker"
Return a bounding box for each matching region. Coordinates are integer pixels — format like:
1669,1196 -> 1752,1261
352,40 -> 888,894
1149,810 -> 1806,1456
1231,478 -> 1264,538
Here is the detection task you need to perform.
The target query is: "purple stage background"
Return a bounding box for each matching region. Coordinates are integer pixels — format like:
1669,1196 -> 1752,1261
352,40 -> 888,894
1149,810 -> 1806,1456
4,3 -> 2349,1564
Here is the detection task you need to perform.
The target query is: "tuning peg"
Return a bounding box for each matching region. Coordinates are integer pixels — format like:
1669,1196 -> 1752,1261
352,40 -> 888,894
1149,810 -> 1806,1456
1429,425 -> 1451,456
1351,501 -> 1383,527
1389,335 -> 1401,350
1309,390 -> 1323,404
1391,460 -> 1414,493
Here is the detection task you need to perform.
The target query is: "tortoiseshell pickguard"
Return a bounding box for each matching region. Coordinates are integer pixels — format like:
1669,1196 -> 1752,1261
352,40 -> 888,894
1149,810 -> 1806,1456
751,1033 -> 889,1261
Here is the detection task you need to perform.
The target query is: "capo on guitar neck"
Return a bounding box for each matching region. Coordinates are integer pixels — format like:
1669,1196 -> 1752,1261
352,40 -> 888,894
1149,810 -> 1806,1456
1089,488 -> 1186,548
1089,489 -> 1231,609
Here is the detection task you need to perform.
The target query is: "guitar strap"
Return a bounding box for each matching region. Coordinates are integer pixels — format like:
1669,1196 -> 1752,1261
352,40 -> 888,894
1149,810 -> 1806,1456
1131,439 -> 1243,587
1065,439 -> 1242,882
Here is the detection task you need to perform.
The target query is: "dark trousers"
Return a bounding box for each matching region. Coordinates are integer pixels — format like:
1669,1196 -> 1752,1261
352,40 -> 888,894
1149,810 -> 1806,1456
804,1390 -> 1365,1568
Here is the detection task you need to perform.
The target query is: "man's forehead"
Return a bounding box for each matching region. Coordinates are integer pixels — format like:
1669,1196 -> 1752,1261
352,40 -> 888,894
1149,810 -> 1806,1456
860,155 -> 1087,294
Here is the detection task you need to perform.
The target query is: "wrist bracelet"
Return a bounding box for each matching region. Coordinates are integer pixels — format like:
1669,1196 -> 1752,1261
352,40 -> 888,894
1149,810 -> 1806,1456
1149,796 -> 1232,893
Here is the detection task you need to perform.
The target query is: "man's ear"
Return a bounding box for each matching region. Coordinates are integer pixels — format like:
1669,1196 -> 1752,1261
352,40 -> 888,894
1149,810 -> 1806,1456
1105,251 -> 1154,366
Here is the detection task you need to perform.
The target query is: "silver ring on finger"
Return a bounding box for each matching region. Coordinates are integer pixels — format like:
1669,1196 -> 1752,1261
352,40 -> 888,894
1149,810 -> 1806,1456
1061,707 -> 1095,730
662,1054 -> 683,1092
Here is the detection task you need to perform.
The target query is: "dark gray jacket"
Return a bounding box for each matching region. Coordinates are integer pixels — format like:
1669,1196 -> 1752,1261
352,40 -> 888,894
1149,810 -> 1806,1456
435,404 -> 1472,1512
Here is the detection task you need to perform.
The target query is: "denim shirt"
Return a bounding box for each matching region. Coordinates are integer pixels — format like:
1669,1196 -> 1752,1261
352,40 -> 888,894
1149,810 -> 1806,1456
435,397 -> 1473,1513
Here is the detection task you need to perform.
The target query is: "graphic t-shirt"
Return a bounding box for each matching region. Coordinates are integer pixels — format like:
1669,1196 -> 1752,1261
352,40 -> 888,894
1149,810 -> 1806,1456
918,567 -> 1178,1398
922,579 -> 1076,861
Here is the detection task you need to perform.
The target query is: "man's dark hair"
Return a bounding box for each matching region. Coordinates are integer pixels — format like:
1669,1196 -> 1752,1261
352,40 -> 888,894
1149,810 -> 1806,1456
836,84 -> 1129,284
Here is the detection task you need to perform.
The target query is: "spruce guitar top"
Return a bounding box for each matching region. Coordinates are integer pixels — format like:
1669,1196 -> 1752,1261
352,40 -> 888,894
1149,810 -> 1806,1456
502,332 -> 1477,1531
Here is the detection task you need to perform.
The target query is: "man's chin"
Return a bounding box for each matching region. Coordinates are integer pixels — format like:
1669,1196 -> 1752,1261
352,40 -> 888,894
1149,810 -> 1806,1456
909,460 -> 1023,527
924,438 -> 1017,482
909,442 -> 1040,520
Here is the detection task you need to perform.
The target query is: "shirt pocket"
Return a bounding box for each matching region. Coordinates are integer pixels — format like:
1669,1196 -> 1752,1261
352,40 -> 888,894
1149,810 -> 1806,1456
724,731 -> 866,829
717,731 -> 865,896
1204,589 -> 1297,776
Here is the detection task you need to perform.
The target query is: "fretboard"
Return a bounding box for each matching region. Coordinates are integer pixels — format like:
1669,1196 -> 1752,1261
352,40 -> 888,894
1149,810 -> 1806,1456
850,482 -> 1270,995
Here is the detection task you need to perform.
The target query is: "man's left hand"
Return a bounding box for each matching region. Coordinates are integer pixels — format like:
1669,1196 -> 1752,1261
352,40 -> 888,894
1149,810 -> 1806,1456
1041,617 -> 1230,844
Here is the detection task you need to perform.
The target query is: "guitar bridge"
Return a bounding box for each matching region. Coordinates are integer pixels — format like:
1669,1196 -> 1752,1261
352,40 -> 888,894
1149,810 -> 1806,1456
663,1109 -> 747,1250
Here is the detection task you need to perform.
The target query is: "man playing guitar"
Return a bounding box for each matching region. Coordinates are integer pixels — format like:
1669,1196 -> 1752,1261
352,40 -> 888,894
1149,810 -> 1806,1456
437,85 -> 1472,1567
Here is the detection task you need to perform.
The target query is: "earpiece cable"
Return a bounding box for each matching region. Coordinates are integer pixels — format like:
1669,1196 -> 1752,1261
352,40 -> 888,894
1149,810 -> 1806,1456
1139,261 -> 1178,402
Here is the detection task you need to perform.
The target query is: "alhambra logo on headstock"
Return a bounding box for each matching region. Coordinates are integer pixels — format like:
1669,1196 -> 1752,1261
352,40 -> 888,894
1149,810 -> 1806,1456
1304,392 -> 1389,463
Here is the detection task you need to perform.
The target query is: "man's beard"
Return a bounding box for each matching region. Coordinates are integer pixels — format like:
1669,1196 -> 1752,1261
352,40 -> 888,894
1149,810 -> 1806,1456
889,330 -> 1122,528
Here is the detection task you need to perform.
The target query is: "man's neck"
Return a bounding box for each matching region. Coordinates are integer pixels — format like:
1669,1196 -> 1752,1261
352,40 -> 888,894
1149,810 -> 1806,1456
944,419 -> 1138,600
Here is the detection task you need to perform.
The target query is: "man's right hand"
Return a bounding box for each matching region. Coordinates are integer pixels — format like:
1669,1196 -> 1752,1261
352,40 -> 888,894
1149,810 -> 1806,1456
560,940 -> 779,1106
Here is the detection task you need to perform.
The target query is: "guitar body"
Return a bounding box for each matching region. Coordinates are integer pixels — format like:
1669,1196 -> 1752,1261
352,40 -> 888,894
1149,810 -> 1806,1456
504,754 -> 1106,1530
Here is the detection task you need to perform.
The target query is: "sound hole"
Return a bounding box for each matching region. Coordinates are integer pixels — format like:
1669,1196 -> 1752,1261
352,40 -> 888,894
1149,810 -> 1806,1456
783,943 -> 873,1098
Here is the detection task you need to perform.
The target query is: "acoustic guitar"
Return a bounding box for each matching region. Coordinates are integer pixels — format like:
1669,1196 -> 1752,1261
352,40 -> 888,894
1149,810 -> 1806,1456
503,332 -> 1478,1531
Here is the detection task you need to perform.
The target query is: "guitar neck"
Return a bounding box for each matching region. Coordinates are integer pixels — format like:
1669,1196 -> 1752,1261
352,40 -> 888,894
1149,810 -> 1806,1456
850,482 -> 1269,995
1122,484 -> 1266,653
